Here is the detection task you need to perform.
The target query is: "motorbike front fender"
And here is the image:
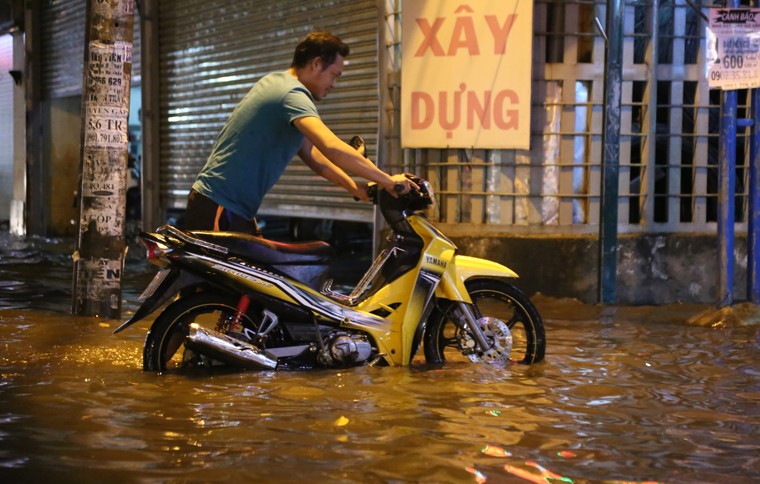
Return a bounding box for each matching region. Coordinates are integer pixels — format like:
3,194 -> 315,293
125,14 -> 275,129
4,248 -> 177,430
436,255 -> 519,303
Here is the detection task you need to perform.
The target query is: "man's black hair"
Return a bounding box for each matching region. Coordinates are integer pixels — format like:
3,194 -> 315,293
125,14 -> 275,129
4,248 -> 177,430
291,31 -> 350,69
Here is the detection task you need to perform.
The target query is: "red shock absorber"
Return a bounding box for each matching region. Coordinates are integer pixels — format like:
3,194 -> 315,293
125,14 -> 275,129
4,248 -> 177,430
228,295 -> 250,333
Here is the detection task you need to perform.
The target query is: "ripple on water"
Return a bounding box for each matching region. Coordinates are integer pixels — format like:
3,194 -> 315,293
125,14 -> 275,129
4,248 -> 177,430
1,235 -> 760,480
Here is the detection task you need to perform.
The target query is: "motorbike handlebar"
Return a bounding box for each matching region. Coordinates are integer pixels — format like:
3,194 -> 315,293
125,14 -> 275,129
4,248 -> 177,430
353,175 -> 432,213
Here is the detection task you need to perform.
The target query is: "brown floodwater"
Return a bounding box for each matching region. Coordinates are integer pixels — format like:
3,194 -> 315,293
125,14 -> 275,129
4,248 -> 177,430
1,232 -> 759,483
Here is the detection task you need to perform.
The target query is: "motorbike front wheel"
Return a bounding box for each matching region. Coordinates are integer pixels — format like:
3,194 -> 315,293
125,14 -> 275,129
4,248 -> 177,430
143,292 -> 255,372
423,279 -> 545,365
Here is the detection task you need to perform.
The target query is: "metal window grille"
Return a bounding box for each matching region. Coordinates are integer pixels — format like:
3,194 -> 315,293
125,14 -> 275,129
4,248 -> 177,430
384,0 -> 753,235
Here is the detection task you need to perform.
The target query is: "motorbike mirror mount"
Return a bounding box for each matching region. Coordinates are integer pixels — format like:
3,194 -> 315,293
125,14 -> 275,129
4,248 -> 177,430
349,135 -> 366,158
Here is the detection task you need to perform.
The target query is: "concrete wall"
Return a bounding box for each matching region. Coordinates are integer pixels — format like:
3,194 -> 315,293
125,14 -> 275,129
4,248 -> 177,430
45,95 -> 81,236
452,233 -> 746,305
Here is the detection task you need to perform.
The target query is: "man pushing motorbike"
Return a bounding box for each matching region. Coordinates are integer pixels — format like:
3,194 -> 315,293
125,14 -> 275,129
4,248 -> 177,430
184,30 -> 416,234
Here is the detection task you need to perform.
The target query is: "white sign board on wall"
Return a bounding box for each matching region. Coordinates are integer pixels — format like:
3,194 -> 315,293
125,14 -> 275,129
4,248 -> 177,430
401,0 -> 533,149
707,8 -> 760,90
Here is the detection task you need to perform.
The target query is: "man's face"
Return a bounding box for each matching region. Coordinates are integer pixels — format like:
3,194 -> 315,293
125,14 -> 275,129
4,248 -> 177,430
306,55 -> 344,101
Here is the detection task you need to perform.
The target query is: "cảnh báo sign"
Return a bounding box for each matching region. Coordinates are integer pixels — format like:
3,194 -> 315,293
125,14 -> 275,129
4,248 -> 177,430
707,8 -> 760,90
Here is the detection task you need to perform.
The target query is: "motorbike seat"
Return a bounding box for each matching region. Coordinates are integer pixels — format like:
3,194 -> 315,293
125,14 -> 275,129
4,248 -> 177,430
188,230 -> 335,265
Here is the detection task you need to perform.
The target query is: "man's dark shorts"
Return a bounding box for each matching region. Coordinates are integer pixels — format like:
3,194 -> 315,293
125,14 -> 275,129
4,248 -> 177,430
183,189 -> 261,235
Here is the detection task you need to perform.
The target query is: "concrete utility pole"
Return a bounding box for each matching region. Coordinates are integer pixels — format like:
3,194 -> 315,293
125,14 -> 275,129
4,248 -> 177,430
72,0 -> 134,318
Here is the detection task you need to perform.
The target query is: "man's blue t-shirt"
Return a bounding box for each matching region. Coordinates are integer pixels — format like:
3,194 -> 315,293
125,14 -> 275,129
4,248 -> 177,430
192,71 -> 319,220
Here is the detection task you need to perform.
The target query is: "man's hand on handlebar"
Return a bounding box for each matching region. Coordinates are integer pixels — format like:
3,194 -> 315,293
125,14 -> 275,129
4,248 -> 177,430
351,181 -> 371,202
382,173 -> 419,197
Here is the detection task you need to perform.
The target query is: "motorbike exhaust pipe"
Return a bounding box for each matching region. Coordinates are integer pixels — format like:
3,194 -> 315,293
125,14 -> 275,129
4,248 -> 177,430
186,323 -> 278,370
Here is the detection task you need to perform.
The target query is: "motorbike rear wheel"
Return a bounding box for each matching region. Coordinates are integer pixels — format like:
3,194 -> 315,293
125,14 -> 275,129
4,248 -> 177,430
423,279 -> 545,365
143,292 -> 255,372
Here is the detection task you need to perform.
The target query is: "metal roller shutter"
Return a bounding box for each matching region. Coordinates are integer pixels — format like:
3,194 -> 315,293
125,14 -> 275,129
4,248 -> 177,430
0,35 -> 13,221
40,0 -> 86,99
157,0 -> 378,221
40,0 -> 141,99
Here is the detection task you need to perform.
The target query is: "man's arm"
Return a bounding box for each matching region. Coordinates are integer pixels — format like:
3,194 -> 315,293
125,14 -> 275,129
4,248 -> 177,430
293,116 -> 416,195
297,137 -> 369,200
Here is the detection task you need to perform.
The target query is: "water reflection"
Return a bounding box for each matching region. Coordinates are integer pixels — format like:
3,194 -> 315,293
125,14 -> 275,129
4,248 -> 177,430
1,232 -> 759,482
0,232 -> 153,312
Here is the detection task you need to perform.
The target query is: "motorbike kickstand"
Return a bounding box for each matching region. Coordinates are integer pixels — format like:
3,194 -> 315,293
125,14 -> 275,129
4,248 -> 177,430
311,315 -> 332,365
368,353 -> 388,367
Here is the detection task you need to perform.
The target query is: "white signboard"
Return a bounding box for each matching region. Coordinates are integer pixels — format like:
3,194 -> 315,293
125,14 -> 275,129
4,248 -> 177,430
707,8 -> 760,90
401,0 -> 533,149
84,41 -> 131,149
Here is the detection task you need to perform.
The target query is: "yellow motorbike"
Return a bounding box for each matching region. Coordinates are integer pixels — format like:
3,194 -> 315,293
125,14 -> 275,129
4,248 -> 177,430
116,175 -> 545,371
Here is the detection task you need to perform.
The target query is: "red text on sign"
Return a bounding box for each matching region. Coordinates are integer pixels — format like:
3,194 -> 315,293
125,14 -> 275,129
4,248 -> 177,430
415,14 -> 518,57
